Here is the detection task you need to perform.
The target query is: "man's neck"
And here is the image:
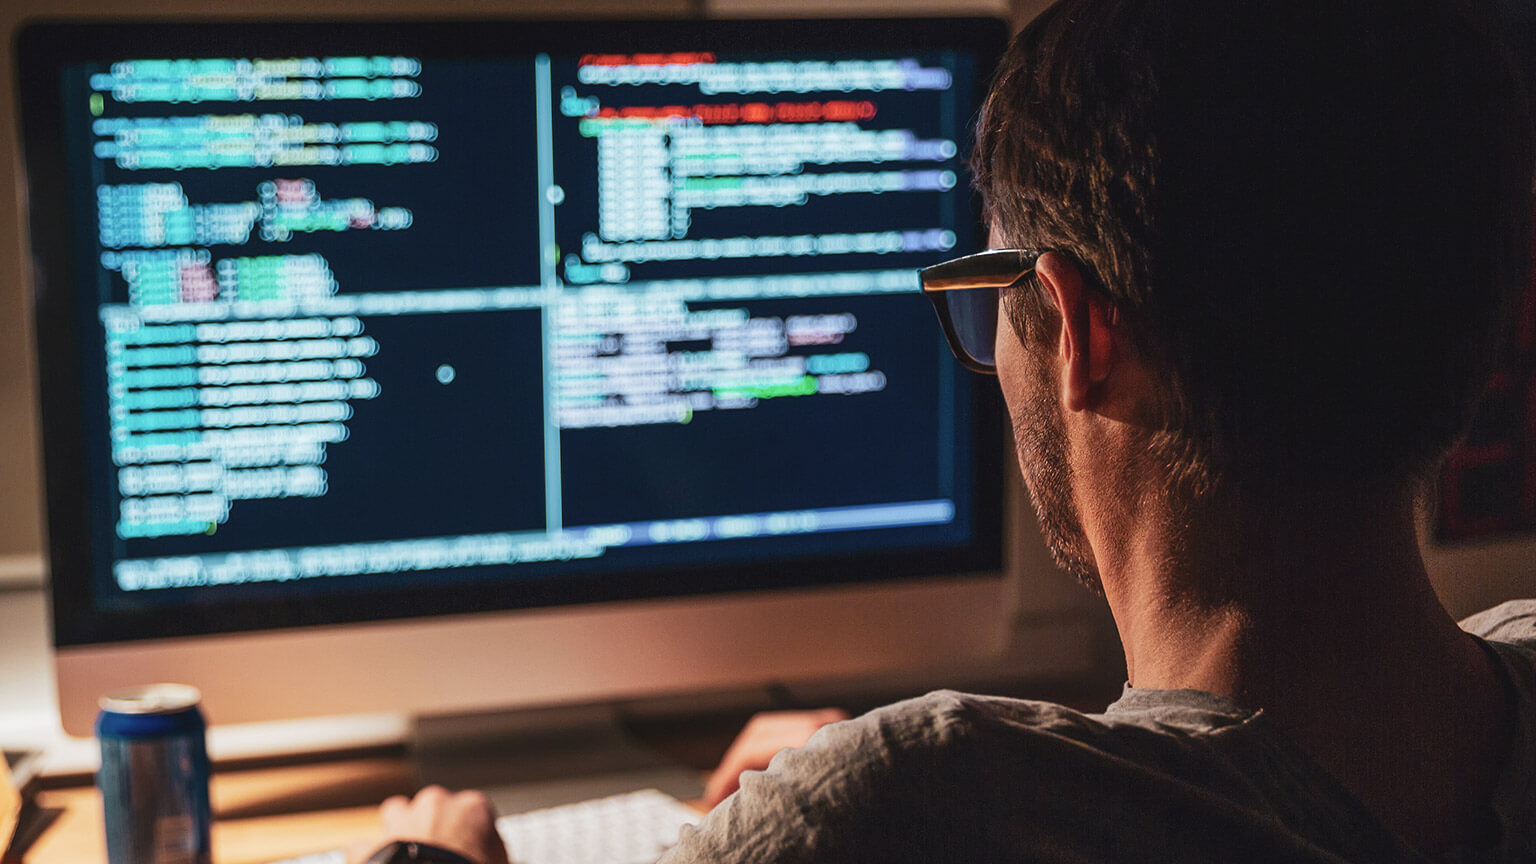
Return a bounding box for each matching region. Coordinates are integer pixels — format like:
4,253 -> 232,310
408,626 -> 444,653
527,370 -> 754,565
1090,481 -> 1513,853
1100,487 -> 1444,689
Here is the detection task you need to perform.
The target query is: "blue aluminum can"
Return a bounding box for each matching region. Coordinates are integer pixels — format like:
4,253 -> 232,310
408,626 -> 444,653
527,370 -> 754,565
97,684 -> 212,864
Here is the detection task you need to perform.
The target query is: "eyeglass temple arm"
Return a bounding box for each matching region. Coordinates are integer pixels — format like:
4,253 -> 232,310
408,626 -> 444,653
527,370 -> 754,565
919,249 -> 1040,291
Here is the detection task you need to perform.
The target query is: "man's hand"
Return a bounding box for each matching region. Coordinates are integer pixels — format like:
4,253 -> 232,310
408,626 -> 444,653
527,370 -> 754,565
702,708 -> 850,808
348,786 -> 511,864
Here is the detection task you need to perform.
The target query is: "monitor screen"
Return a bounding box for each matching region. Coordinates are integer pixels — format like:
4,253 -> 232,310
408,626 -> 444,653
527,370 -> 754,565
19,18 -> 1007,650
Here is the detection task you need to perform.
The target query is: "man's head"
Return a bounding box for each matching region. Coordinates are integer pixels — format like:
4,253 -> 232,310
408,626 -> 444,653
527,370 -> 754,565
973,0 -> 1533,582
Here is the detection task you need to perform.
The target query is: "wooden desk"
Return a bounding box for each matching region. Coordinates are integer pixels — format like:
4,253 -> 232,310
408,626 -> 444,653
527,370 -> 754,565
19,711 -> 740,864
22,756 -> 417,864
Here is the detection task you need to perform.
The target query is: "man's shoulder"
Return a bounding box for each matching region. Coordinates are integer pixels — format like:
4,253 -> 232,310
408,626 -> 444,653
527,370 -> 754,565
859,688 -> 1107,744
667,689 -> 1409,863
784,689 -> 1118,773
841,687 -> 1271,789
1459,600 -> 1536,856
737,687 -> 1262,813
1460,599 -> 1536,647
865,686 -> 1256,746
849,689 -> 1136,761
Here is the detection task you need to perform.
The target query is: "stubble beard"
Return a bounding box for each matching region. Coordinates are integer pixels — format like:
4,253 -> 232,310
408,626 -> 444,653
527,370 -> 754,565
1012,356 -> 1104,595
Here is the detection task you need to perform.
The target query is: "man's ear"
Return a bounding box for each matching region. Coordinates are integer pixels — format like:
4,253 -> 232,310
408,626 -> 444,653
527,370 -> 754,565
1035,252 -> 1114,413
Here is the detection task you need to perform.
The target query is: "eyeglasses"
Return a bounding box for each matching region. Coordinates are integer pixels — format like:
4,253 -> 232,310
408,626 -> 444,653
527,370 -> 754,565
920,248 -> 1044,375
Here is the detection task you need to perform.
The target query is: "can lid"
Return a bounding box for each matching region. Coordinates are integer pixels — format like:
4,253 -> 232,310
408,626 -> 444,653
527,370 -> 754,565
98,683 -> 202,715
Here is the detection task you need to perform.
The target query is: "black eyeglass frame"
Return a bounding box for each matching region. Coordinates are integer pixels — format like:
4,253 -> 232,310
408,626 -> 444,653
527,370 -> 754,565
920,248 -> 1045,375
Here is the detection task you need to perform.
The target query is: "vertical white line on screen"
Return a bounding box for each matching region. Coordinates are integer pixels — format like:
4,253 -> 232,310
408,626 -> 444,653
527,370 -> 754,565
535,53 -> 564,535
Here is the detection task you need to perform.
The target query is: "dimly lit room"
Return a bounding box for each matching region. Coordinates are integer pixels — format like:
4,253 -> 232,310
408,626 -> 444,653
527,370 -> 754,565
1,0 -> 1533,861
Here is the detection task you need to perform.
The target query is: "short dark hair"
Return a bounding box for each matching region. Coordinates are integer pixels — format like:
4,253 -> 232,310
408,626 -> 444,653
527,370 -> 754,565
974,0 -> 1533,492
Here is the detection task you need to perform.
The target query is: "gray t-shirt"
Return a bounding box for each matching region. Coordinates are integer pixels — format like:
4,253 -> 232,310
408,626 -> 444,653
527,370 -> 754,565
665,601 -> 1536,863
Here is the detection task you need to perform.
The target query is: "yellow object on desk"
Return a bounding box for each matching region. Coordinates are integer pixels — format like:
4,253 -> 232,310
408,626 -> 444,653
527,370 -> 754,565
0,756 -> 19,855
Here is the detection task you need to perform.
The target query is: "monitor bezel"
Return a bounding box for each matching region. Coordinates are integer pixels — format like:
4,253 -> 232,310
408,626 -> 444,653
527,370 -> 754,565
18,16 -> 1010,649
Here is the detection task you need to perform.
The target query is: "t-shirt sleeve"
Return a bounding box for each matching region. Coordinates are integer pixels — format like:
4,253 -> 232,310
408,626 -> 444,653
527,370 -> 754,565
1460,599 -> 1536,647
658,692 -> 977,864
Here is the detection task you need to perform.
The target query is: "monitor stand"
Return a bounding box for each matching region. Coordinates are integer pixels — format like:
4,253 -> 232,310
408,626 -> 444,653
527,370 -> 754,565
412,704 -> 706,815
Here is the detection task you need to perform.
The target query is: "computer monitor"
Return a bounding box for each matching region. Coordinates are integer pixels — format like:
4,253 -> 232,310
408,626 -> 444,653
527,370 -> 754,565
16,17 -> 1017,738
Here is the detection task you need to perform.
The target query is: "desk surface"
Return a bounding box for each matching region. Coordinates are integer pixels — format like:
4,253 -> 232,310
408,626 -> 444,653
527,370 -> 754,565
23,755 -> 721,864
18,712 -> 742,864
25,756 -> 416,864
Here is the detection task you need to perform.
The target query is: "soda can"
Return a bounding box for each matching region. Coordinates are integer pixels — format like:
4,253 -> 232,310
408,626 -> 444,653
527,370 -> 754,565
97,684 -> 212,864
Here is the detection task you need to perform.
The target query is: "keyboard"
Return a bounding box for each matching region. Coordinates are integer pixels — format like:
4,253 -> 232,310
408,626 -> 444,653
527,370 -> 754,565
498,788 -> 702,864
273,788 -> 703,864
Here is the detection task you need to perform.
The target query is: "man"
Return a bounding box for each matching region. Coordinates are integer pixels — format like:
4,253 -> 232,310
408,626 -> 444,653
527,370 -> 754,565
356,0 -> 1536,860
